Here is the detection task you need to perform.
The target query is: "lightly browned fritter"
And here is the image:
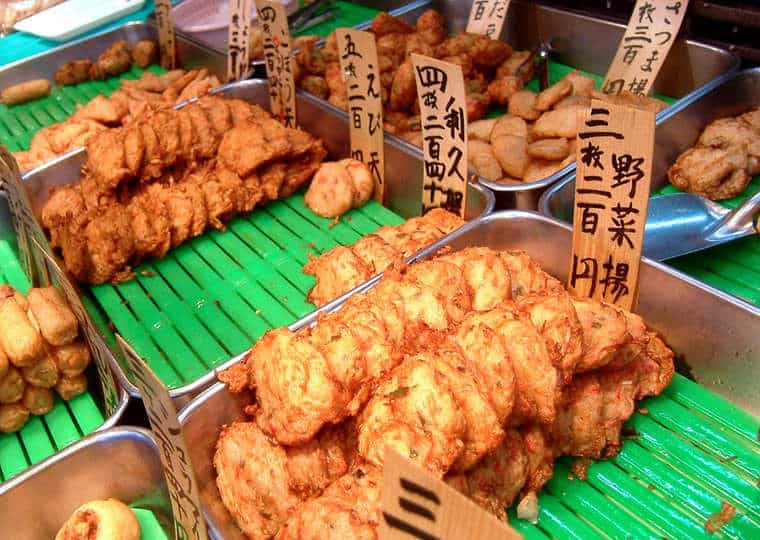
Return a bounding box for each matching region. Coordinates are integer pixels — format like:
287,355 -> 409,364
216,246 -> 674,539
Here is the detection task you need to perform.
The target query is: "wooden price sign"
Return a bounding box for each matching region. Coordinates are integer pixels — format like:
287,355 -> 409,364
411,54 -> 468,219
379,449 -> 523,540
154,0 -> 177,70
116,335 -> 209,540
227,0 -> 253,81
32,237 -> 121,417
256,0 -> 296,127
569,100 -> 656,311
603,0 -> 689,96
466,0 -> 511,39
336,28 -> 385,203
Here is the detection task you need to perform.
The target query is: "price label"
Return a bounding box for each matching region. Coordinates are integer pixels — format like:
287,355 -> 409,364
154,0 -> 177,70
603,0 -> 689,96
117,335 -> 209,540
227,0 -> 253,81
411,54 -> 468,219
466,0 -> 511,39
256,0 -> 296,127
379,449 -> 523,540
32,238 -> 121,416
569,100 -> 655,311
336,28 -> 385,203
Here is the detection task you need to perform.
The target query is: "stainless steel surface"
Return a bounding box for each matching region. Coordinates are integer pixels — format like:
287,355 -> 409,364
0,21 -> 226,90
0,427 -> 172,540
21,78 -> 494,403
540,67 -> 760,223
0,188 -> 130,445
643,191 -> 760,261
379,0 -> 739,209
179,210 -> 760,540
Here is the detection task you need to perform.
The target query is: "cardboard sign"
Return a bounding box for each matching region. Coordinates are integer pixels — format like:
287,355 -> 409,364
256,0 -> 296,127
227,0 -> 253,81
603,0 -> 689,96
32,237 -> 121,417
411,54 -> 468,219
569,100 -> 655,310
466,0 -> 511,39
116,335 -> 209,540
379,449 -> 523,540
336,28 -> 385,203
154,0 -> 177,70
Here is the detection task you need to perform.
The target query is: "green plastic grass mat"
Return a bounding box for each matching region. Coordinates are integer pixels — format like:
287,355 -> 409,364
653,179 -> 760,307
88,192 -> 405,390
132,508 -> 170,540
0,240 -> 104,483
510,373 -> 760,539
0,64 -> 165,153
294,1 -> 379,37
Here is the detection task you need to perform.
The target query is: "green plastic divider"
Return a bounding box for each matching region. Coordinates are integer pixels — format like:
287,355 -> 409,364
89,193 -> 406,390
132,508 -> 170,540
0,240 -> 105,483
654,179 -> 760,307
510,374 -> 760,539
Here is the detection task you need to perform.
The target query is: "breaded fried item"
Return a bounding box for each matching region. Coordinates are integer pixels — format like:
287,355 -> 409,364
22,385 -> 54,416
21,355 -> 58,388
83,205 -> 136,284
72,94 -> 129,125
349,234 -> 398,275
0,295 -> 44,367
668,146 -> 749,200
53,340 -> 92,378
535,79 -> 572,111
55,60 -> 94,85
562,70 -> 596,97
304,246 -> 373,306
0,367 -> 25,404
527,137 -> 569,160
371,11 -> 414,36
508,90 -> 541,121
276,466 -> 383,540
437,247 -> 512,311
0,343 -> 7,380
487,75 -> 522,105
0,403 -> 30,434
91,40 -> 132,79
86,128 -> 129,190
27,287 -> 79,346
304,159 -> 374,218
533,105 -> 583,139
500,249 -> 563,297
416,8 -> 446,45
56,373 -> 88,401
492,134 -> 529,179
55,499 -> 140,540
214,421 -> 353,540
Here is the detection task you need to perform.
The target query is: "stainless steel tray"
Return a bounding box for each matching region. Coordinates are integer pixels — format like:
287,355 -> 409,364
0,426 -> 172,540
539,67 -> 760,223
178,210 -> 760,540
0,20 -> 226,90
21,79 -> 494,405
0,189 -> 129,483
368,0 -> 739,210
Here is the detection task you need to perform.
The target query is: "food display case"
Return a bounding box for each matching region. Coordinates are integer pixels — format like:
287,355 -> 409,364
179,211 -> 760,540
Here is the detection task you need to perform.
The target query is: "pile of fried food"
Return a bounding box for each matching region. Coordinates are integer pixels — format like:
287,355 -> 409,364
668,107 -> 760,200
55,39 -> 158,85
55,499 -> 140,540
41,96 -> 327,285
0,285 -> 91,433
216,246 -> 674,539
293,10 -> 665,184
13,66 -> 221,172
304,208 -> 464,305
303,158 -> 375,218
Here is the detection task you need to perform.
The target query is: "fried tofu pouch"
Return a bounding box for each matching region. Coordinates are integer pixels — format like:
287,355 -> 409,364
55,499 -> 140,540
27,287 -> 80,346
0,292 -> 44,367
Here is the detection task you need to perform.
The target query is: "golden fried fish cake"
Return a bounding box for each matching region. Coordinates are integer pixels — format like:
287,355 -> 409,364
348,234 -> 398,275
83,205 -> 136,284
405,260 -> 472,323
667,145 -> 750,200
499,249 -> 563,297
437,247 -> 512,311
27,287 -> 79,346
570,297 -> 629,372
304,246 -> 373,307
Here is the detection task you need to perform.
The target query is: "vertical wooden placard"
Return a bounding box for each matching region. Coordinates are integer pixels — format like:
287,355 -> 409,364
154,0 -> 177,70
569,100 -> 655,311
336,28 -> 385,203
379,449 -> 523,540
116,335 -> 209,540
411,54 -> 468,219
466,0 -> 511,39
256,0 -> 297,127
227,0 -> 253,81
603,0 -> 689,96
32,237 -> 121,416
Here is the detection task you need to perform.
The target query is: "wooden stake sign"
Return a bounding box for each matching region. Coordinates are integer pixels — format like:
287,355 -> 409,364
336,28 -> 385,203
117,335 -> 209,540
569,100 -> 656,311
32,237 -> 121,417
466,0 -> 511,39
154,0 -> 177,70
411,54 -> 468,219
603,0 -> 689,96
227,0 -> 253,81
379,449 -> 523,540
256,0 -> 296,127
